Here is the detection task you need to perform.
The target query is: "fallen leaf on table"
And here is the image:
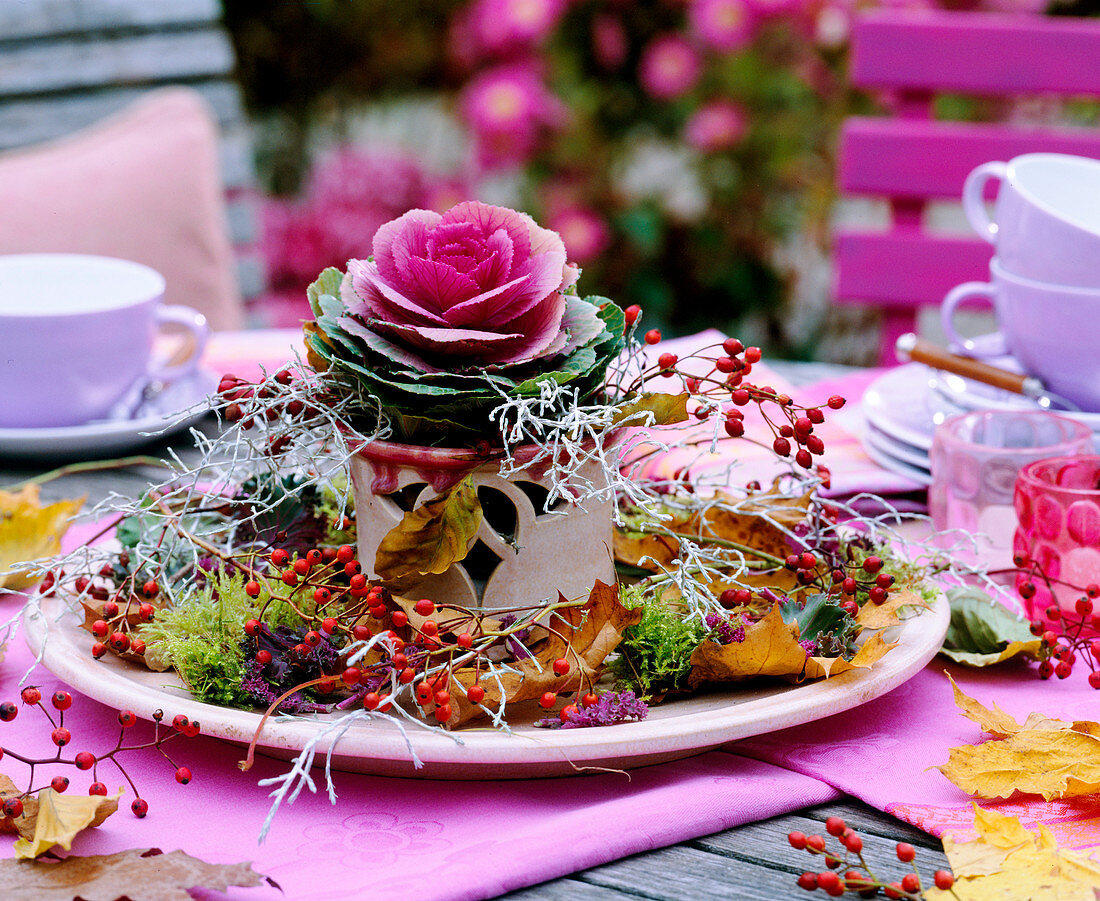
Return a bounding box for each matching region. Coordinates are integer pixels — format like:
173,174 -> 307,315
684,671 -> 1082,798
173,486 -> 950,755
444,579 -> 642,728
939,586 -> 1042,667
11,787 -> 121,858
0,773 -> 36,835
687,603 -> 897,686
923,805 -> 1100,900
0,847 -> 277,901
0,485 -> 83,592
938,676 -> 1100,800
374,476 -> 482,590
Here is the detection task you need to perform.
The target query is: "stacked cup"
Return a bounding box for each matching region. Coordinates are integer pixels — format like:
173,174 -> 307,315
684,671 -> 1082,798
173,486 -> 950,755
939,153 -> 1100,413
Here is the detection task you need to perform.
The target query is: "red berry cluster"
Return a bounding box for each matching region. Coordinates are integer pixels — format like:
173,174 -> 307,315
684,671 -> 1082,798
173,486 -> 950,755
218,369 -> 315,455
239,544 -> 599,726
626,320 -> 842,471
1015,552 -> 1100,688
0,690 -> 195,819
788,815 -> 954,898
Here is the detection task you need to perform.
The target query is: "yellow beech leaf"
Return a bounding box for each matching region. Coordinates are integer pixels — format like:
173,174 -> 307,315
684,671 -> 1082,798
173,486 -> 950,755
688,603 -> 807,684
612,391 -> 690,427
0,485 -> 82,591
12,787 -> 120,858
939,678 -> 1100,800
855,587 -> 931,631
924,805 -> 1100,900
374,476 -> 483,588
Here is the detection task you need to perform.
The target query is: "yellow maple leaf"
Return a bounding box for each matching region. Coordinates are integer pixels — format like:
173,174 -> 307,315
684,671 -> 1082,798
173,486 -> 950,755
855,587 -> 931,631
938,677 -> 1100,800
923,805 -> 1100,900
12,787 -> 121,858
0,485 -> 82,591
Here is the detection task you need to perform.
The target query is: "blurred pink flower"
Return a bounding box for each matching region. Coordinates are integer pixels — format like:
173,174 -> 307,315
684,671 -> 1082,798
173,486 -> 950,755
685,100 -> 748,152
547,206 -> 612,264
592,14 -> 629,69
746,0 -> 804,20
468,0 -> 568,57
460,64 -> 566,167
689,0 -> 756,51
261,198 -> 330,289
638,35 -> 702,100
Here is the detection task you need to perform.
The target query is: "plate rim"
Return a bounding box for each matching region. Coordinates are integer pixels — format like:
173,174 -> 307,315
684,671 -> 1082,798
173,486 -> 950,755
860,364 -> 936,451
23,590 -> 950,778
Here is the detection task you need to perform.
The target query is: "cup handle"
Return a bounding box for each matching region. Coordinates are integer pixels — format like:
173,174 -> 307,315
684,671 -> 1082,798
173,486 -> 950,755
149,305 -> 210,382
940,281 -> 1007,357
962,161 -> 1007,243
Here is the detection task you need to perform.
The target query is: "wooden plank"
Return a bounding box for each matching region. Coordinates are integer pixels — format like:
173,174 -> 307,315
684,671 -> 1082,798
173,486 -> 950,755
696,812 -> 949,880
0,0 -> 220,41
0,81 -> 244,150
833,230 -> 992,307
852,10 -> 1100,97
236,253 -> 268,300
840,118 -> 1100,199
503,878 -> 642,900
219,127 -> 257,190
0,29 -> 235,97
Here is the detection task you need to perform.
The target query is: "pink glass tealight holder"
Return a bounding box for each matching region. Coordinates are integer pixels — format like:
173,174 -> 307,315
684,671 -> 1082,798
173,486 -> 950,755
1014,454 -> 1100,626
928,410 -> 1093,569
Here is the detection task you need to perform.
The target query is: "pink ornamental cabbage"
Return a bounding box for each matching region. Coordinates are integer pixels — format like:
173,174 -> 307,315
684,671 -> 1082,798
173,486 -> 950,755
342,201 -> 580,371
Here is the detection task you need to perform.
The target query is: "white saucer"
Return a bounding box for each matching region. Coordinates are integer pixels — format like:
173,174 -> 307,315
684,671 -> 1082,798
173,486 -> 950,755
861,363 -> 937,450
860,431 -> 932,486
0,370 -> 216,459
865,422 -> 931,470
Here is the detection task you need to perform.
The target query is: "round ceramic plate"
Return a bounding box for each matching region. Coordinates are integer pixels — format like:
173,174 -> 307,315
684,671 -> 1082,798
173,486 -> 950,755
0,370 -> 216,459
24,592 -> 949,779
864,424 -> 931,471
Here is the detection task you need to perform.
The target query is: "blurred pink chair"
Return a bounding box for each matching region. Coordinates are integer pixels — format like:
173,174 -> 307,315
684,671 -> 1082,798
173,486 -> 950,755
834,10 -> 1100,365
0,87 -> 244,330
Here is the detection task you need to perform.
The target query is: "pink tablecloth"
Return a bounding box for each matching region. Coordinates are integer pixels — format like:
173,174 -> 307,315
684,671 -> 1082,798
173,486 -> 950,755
5,331 -> 1097,897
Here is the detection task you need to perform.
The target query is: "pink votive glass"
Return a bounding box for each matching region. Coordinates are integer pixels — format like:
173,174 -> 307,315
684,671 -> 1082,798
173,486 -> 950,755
929,410 -> 1093,570
1014,454 -> 1100,626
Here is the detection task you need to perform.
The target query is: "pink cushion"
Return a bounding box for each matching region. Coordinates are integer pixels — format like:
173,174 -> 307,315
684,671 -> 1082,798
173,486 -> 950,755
0,88 -> 243,330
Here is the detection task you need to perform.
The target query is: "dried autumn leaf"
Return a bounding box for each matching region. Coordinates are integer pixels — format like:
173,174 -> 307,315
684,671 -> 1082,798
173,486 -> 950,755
612,392 -> 690,427
0,773 -> 35,835
0,485 -> 83,591
445,580 -> 642,728
939,587 -> 1042,667
0,847 -> 275,901
938,677 -> 1100,800
12,787 -> 121,858
688,603 -> 896,686
923,805 -> 1100,900
856,587 -> 931,631
374,476 -> 483,587
613,481 -> 810,595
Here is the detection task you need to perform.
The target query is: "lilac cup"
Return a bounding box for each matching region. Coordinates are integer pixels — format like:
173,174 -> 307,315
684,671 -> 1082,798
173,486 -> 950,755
963,153 -> 1100,288
0,254 -> 209,428
940,258 -> 1100,412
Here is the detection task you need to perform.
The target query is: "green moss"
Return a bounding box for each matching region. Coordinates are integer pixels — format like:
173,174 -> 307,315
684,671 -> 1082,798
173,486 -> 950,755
609,585 -> 706,698
141,572 -> 303,708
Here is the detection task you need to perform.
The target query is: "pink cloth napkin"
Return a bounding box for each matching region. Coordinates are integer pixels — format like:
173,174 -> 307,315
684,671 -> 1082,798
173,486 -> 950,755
0,629 -> 840,900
